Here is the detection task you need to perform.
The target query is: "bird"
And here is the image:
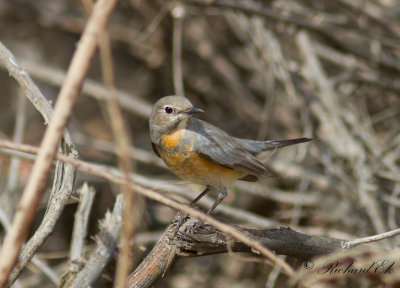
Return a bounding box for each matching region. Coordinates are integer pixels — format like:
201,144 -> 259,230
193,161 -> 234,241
149,96 -> 311,214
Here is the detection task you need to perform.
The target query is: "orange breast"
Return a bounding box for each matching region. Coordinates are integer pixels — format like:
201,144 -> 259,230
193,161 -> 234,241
161,129 -> 185,148
181,153 -> 245,186
159,143 -> 245,187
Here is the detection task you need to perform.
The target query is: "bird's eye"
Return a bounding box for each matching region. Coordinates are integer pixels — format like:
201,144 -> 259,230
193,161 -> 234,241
164,106 -> 173,114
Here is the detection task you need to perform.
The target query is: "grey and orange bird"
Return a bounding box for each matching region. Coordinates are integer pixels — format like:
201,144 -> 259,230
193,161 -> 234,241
149,96 -> 311,214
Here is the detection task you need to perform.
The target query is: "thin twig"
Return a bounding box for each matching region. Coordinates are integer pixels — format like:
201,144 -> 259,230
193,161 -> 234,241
139,3 -> 170,42
69,183 -> 96,264
0,91 -> 26,258
171,3 -> 185,96
30,257 -> 58,285
343,228 -> 400,249
7,91 -> 26,192
98,28 -> 137,288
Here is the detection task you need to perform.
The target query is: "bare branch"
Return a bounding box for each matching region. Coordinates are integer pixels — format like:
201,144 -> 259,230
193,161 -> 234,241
128,215 -> 180,288
70,183 -> 96,264
344,228 -> 400,249
171,3 -> 185,96
60,194 -> 123,288
98,28 -> 138,288
6,91 -> 26,192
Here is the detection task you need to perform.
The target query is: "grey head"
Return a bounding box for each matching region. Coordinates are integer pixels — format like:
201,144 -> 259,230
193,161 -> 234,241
149,96 -> 204,144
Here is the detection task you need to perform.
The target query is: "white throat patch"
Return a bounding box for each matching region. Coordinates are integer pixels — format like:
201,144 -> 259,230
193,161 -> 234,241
177,117 -> 189,130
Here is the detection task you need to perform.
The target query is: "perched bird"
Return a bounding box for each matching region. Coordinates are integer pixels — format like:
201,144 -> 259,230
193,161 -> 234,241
149,96 -> 311,214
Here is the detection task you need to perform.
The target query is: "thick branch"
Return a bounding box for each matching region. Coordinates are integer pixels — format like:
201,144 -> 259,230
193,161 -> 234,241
128,216 -> 343,288
173,218 -> 343,259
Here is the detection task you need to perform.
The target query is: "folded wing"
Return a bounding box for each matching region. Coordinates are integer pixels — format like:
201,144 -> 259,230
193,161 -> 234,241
189,119 -> 276,177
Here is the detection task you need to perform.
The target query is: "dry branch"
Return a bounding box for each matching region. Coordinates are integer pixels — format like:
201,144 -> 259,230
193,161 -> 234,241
60,194 -> 123,288
69,183 -> 96,265
97,27 -> 138,288
173,217 -> 343,259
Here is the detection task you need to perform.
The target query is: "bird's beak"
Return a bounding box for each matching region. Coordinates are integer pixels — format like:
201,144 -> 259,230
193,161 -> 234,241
182,107 -> 204,115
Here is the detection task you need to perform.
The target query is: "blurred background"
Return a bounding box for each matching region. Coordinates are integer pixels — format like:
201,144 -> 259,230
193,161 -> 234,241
0,0 -> 400,287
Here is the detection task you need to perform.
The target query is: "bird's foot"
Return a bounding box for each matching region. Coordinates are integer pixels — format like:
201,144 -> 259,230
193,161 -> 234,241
182,218 -> 215,235
172,212 -> 190,237
173,213 -> 215,236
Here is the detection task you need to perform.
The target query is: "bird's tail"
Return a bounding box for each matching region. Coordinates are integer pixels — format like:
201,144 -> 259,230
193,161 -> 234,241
263,137 -> 313,150
237,137 -> 312,155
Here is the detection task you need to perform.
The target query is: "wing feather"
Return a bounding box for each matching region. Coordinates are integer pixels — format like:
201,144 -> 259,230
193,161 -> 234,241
189,119 -> 276,177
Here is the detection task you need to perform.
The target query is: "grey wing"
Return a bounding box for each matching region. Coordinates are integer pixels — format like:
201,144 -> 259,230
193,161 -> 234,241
190,119 -> 276,177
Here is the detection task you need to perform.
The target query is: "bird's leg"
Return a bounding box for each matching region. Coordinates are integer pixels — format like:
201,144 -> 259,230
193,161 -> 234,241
181,186 -> 221,235
174,186 -> 212,235
190,186 -> 211,206
207,186 -> 227,214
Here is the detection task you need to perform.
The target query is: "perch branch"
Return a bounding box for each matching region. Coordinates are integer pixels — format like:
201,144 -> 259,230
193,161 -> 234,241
128,215 -> 395,288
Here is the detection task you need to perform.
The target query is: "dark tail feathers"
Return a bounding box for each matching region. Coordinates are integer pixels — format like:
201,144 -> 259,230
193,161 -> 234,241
237,137 -> 312,155
263,137 -> 312,150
